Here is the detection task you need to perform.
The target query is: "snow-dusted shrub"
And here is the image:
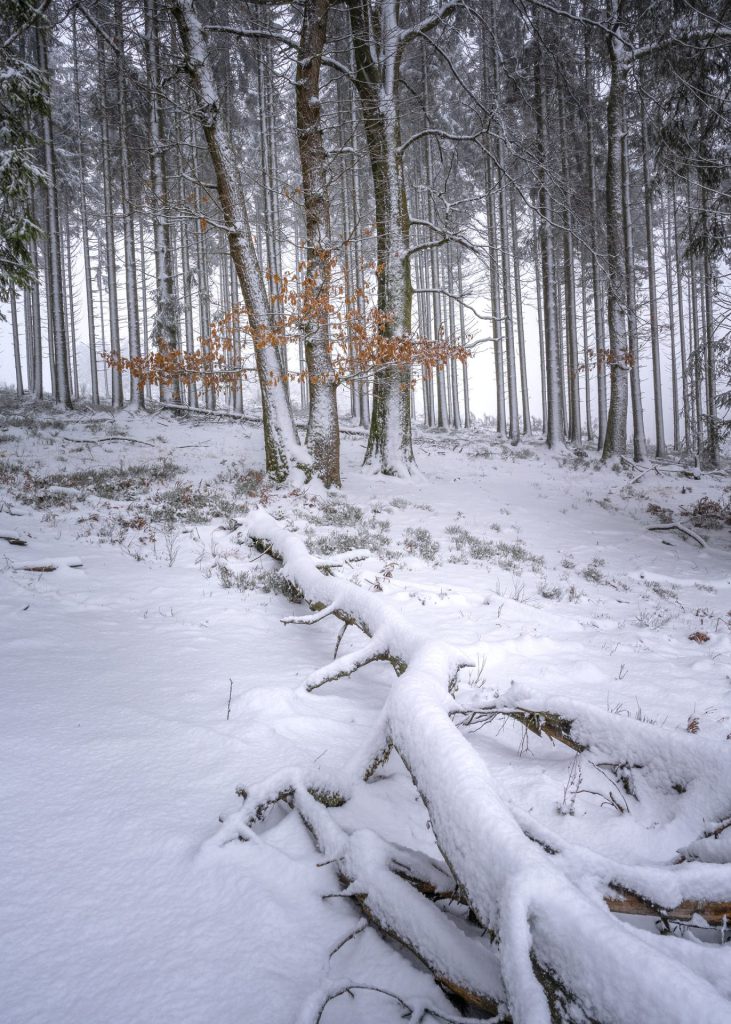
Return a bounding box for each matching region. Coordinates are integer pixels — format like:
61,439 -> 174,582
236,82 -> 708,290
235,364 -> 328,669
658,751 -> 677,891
43,459 -> 181,500
217,465 -> 268,499
140,482 -> 239,524
446,525 -> 544,572
403,527 -> 440,563
316,496 -> 364,527
582,557 -> 606,584
683,495 -> 731,529
306,517 -> 396,561
215,562 -> 300,601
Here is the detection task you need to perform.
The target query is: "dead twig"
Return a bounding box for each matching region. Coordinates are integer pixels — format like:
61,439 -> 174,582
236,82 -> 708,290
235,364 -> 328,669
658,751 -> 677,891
648,522 -> 706,547
62,435 -> 155,447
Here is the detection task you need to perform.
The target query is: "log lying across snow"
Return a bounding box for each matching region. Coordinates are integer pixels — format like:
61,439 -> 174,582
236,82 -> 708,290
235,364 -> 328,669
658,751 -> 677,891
216,511 -> 731,1024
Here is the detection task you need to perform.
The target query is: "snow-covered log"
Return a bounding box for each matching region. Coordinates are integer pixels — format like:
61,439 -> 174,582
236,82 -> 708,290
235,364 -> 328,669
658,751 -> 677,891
218,511 -> 731,1023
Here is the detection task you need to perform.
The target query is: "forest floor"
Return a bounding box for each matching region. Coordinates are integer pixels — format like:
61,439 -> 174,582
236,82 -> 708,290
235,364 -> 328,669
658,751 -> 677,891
2,391 -> 731,1024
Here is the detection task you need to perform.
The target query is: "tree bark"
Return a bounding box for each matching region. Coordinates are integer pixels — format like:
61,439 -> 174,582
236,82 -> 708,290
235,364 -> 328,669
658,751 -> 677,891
37,23 -> 72,410
295,0 -> 341,486
348,0 -> 415,475
171,0 -> 307,481
602,2 -> 630,459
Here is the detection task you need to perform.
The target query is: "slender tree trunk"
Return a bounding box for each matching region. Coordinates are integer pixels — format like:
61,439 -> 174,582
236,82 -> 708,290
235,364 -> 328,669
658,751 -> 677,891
640,96 -> 665,456
457,255 -> 471,427
116,0 -> 142,409
535,40 -> 563,448
510,191 -> 531,436
172,0 -> 306,480
138,216 -> 152,405
73,13 -> 98,405
146,0 -> 180,406
672,186 -> 692,451
602,5 -> 630,459
295,0 -> 341,486
96,228 -> 109,398
30,202 -> 43,398
622,111 -> 647,461
98,34 -> 122,409
581,253 -> 593,441
11,291 -> 24,395
23,287 -> 35,394
584,22 -> 606,448
687,178 -> 703,461
533,207 -> 547,434
700,188 -> 718,468
660,192 -> 680,450
348,0 -> 415,475
38,24 -> 72,409
560,92 -> 581,445
63,205 -> 79,399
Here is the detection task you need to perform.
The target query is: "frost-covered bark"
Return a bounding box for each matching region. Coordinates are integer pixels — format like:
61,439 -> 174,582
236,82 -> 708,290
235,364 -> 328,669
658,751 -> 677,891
602,4 -> 630,460
534,44 -> 563,449
622,105 -> 648,462
584,35 -> 607,451
348,0 -> 415,476
10,289 -> 23,394
37,23 -> 71,411
71,13 -> 98,406
559,93 -> 581,446
295,0 -> 341,487
116,0 -> 142,410
98,33 -> 122,410
171,0 -> 309,481
145,0 -> 180,407
641,96 -> 665,458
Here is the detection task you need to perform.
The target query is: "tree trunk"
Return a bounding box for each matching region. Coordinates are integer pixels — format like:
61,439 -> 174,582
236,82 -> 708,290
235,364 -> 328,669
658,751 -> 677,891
171,0 -> 306,481
621,99 -> 647,461
73,12 -> 98,405
602,4 -> 630,459
11,290 -> 24,395
98,33 -> 122,409
534,38 -> 563,448
348,0 -> 415,475
295,0 -> 341,487
116,0 -> 142,409
146,0 -> 180,406
640,95 -> 665,457
559,92 -> 581,445
38,23 -> 72,410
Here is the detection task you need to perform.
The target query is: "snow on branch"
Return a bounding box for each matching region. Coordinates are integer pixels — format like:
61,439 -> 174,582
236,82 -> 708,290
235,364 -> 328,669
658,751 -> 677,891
219,511 -> 731,1023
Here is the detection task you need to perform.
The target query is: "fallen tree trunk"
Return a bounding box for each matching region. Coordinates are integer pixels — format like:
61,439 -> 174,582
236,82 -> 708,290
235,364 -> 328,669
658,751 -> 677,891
218,511 -> 731,1023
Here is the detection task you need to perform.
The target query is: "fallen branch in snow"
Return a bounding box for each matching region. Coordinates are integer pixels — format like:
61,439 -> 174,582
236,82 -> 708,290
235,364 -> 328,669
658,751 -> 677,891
61,435 -> 155,447
648,522 -> 706,547
454,704 -> 586,753
0,532 -> 27,546
605,886 -> 731,926
158,401 -> 368,437
295,978 -> 492,1024
630,465 -> 661,486
218,512 -> 731,1023
12,558 -> 83,572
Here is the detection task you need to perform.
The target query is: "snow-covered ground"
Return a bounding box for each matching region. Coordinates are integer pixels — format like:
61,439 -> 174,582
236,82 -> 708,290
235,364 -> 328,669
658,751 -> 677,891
2,393 -> 730,1024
